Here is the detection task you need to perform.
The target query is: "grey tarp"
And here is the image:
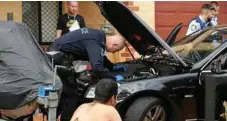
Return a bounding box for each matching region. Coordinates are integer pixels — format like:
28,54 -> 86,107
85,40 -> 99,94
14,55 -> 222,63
0,21 -> 62,109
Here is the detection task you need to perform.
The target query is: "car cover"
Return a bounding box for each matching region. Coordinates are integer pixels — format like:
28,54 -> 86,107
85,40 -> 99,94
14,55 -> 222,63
0,21 -> 62,110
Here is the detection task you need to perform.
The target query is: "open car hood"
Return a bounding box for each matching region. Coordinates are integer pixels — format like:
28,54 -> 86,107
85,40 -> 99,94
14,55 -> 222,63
95,1 -> 187,67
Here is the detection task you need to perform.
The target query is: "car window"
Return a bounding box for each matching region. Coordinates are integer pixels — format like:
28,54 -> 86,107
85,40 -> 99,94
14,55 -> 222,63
173,29 -> 207,46
205,47 -> 227,70
171,29 -> 227,65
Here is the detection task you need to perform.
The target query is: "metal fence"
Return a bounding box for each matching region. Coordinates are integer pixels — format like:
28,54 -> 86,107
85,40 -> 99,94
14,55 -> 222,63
22,1 -> 40,41
22,1 -> 62,45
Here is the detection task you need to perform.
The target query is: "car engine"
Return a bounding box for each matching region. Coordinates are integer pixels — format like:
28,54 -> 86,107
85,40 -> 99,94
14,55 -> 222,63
77,54 -> 188,84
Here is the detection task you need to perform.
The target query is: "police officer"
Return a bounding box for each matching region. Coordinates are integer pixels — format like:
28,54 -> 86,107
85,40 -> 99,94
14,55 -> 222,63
53,27 -> 127,80
186,4 -> 215,35
54,27 -> 126,121
210,1 -> 219,26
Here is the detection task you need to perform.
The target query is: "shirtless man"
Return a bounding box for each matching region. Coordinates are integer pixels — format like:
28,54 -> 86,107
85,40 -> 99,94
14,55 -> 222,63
70,78 -> 122,121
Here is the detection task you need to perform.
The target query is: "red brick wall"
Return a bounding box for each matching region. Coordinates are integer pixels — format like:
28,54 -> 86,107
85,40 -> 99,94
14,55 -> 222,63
155,1 -> 227,41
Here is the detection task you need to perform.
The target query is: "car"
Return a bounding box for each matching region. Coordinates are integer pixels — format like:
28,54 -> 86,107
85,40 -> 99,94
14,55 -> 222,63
82,1 -> 227,121
1,1 -> 227,121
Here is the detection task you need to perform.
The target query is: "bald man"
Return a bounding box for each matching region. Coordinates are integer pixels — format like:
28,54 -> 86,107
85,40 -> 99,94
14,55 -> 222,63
53,27 -> 126,79
56,1 -> 86,38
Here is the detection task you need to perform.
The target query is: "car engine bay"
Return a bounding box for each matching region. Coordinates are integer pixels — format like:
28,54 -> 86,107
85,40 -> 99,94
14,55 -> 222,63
50,47 -> 191,98
77,54 -> 190,84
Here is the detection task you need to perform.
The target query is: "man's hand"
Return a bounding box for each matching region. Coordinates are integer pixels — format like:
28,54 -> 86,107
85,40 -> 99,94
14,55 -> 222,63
56,30 -> 62,39
113,65 -> 128,72
115,75 -> 124,82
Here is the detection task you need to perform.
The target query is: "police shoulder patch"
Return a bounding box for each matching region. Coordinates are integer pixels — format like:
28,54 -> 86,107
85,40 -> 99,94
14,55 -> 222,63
191,24 -> 197,31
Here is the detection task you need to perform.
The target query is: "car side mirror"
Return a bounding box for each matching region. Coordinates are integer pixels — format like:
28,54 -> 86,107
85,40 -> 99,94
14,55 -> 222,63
211,59 -> 222,74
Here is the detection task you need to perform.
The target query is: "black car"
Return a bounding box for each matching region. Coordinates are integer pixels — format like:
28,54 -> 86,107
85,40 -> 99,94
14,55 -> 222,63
1,1 -> 227,121
83,2 -> 227,121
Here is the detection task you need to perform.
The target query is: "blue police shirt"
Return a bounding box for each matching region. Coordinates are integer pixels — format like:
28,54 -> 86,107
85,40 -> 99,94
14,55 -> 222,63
53,27 -> 113,73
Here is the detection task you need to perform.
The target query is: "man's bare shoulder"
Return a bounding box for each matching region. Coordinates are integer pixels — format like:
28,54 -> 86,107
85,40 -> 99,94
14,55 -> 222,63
70,103 -> 92,121
107,106 -> 119,114
99,105 -> 118,116
76,103 -> 92,111
105,106 -> 122,121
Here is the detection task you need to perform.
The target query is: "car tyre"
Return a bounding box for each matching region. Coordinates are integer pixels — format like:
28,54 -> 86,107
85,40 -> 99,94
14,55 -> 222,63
124,97 -> 167,121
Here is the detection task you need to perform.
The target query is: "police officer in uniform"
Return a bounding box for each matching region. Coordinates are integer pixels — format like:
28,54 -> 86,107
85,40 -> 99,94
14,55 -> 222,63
53,27 -> 127,79
53,27 -> 126,121
186,4 -> 215,35
210,1 -> 220,26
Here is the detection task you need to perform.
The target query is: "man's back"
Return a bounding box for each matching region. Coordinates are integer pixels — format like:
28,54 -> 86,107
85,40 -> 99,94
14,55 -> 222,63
70,102 -> 122,121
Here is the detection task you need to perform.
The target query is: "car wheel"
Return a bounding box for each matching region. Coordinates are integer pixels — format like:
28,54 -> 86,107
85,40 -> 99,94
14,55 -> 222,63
124,97 -> 167,121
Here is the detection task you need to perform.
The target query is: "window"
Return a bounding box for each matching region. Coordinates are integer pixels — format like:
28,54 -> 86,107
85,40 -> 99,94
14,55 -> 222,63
172,29 -> 227,64
22,1 -> 62,44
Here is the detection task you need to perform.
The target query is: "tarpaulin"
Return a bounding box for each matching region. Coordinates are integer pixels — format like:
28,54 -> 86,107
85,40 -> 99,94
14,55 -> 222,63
0,21 -> 62,109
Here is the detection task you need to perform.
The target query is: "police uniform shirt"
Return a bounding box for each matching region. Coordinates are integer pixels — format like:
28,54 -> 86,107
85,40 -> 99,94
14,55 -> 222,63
56,13 -> 86,36
186,15 -> 207,36
53,28 -> 113,72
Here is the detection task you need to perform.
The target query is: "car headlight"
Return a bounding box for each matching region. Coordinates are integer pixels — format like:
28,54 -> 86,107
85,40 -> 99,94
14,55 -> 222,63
85,86 -> 96,98
117,90 -> 132,103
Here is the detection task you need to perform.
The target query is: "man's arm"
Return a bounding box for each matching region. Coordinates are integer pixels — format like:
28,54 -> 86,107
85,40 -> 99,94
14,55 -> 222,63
103,56 -> 114,71
56,16 -> 63,39
85,40 -> 109,72
79,16 -> 86,28
70,111 -> 79,121
56,30 -> 62,39
70,104 -> 86,121
70,109 -> 78,121
109,107 -> 122,121
85,41 -> 119,79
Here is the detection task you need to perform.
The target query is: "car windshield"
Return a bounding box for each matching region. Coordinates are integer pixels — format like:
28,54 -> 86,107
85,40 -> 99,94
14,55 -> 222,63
170,28 -> 227,65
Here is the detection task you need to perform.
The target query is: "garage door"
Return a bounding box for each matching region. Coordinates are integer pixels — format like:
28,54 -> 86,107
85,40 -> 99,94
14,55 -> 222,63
155,1 -> 227,41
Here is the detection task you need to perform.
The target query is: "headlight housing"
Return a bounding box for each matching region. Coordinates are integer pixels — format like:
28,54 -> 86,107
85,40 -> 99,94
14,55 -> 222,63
85,86 -> 96,98
117,90 -> 132,103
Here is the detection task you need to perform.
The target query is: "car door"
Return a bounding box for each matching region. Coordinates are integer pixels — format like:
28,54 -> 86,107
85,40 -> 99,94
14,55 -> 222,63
198,45 -> 227,120
179,27 -> 227,121
165,23 -> 182,46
